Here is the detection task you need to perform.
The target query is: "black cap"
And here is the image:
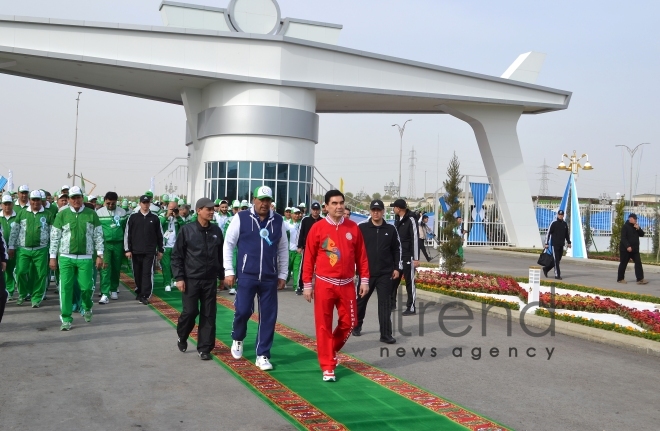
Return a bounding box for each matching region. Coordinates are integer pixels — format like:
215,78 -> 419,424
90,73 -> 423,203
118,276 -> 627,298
139,195 -> 151,203
390,199 -> 407,209
370,199 -> 384,210
195,197 -> 215,210
311,202 -> 321,210
628,213 -> 638,219
557,210 -> 565,215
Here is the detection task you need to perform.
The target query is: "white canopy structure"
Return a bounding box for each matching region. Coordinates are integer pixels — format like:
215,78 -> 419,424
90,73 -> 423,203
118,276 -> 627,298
0,0 -> 572,247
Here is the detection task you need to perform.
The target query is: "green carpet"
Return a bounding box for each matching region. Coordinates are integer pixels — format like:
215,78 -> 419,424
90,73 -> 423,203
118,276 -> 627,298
121,270 -> 511,431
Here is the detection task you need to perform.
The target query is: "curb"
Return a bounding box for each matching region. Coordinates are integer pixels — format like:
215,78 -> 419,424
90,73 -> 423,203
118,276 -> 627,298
467,247 -> 660,274
415,288 -> 660,358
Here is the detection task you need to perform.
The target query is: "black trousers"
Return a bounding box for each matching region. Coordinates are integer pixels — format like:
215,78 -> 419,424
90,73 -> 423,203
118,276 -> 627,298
390,260 -> 416,312
618,249 -> 644,282
132,253 -> 156,300
0,269 -> 6,324
356,274 -> 393,337
418,242 -> 431,262
177,278 -> 218,353
543,246 -> 564,277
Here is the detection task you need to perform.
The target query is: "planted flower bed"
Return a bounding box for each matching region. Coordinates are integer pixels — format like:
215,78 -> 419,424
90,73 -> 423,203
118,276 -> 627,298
539,293 -> 660,333
416,271 -> 528,303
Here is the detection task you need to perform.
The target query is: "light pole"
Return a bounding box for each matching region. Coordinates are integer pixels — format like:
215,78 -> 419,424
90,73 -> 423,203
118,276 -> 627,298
392,119 -> 412,197
615,143 -> 650,205
72,92 -> 82,187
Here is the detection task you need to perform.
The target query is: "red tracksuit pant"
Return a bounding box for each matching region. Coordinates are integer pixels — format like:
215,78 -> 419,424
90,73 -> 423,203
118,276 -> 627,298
313,278 -> 358,371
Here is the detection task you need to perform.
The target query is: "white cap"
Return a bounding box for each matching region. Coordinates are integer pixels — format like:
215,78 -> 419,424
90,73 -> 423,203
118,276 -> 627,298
292,207 -> 301,214
1,194 -> 12,203
29,190 -> 42,199
299,202 -> 306,207
39,190 -> 46,199
240,200 -> 249,207
18,184 -> 29,192
68,186 -> 83,197
61,185 -> 70,191
88,195 -> 97,201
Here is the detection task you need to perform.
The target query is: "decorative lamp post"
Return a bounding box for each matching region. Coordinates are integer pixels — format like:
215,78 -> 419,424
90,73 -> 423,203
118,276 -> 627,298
557,150 -> 593,178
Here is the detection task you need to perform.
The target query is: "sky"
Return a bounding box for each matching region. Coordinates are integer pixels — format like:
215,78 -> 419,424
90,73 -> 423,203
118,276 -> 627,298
0,0 -> 659,199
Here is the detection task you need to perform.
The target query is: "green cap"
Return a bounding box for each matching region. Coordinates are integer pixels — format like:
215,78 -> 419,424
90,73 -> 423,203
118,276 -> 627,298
214,198 -> 221,205
161,194 -> 170,202
145,191 -> 154,198
253,186 -> 273,200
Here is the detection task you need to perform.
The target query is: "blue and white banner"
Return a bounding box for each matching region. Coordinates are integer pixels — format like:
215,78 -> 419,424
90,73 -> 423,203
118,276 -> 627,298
468,182 -> 489,243
0,176 -> 7,192
569,175 -> 588,258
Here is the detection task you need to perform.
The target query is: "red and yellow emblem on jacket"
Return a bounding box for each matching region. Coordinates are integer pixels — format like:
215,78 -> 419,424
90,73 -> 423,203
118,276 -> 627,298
322,235 -> 341,266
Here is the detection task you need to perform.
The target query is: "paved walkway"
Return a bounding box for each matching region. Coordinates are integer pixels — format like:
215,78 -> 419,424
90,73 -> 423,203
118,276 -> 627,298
2,278 -> 659,431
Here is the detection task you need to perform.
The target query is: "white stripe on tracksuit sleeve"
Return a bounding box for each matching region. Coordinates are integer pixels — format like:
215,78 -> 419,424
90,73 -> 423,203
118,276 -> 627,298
277,222 -> 289,280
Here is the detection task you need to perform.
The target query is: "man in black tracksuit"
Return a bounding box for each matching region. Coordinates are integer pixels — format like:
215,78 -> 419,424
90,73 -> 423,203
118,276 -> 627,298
544,209 -> 571,280
618,213 -> 647,285
171,198 -> 225,360
353,200 -> 402,343
124,195 -> 164,304
295,201 -> 323,294
390,199 -> 419,315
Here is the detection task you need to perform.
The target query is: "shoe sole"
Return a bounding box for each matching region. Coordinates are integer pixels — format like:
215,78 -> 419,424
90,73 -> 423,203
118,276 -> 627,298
231,351 -> 242,359
256,364 -> 273,371
323,376 -> 336,382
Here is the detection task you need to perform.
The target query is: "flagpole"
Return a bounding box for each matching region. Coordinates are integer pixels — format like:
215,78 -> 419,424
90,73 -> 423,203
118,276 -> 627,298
72,92 -> 82,187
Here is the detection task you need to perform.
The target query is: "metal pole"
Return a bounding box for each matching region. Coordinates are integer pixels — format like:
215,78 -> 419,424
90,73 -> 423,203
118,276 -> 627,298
72,92 -> 82,187
392,119 -> 412,197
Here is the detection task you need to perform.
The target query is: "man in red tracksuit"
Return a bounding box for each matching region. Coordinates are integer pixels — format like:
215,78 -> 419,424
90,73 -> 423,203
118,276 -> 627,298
303,190 -> 369,382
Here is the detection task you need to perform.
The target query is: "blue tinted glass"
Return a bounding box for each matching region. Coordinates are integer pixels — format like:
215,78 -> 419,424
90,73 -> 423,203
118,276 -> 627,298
276,182 -> 287,214
211,162 -> 218,179
277,163 -> 288,180
251,162 -> 264,179
264,163 -> 276,180
265,180 -> 275,193
218,180 -> 226,199
289,164 -> 299,181
218,162 -> 227,178
238,180 -> 250,201
226,180 -> 237,201
211,180 -> 218,200
299,165 -> 307,182
288,182 -> 298,208
299,183 -> 306,207
239,161 -> 250,178
227,161 -> 238,179
308,166 -> 313,183
206,163 -> 212,179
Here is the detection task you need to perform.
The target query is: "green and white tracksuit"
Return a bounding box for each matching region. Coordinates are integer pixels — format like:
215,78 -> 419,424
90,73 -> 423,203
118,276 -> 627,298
97,206 -> 128,296
50,206 -> 104,323
9,208 -> 54,305
222,216 -> 237,289
284,221 -> 302,287
159,213 -> 183,288
0,211 -> 17,296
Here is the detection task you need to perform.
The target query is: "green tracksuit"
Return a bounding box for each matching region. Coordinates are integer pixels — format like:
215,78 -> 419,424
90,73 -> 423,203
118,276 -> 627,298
97,206 -> 128,296
159,213 -> 183,288
1,211 -> 17,296
9,207 -> 54,305
50,206 -> 104,323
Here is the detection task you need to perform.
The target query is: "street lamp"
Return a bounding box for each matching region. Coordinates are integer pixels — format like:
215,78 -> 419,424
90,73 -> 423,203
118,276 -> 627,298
615,143 -> 650,205
392,119 -> 412,197
557,150 -> 594,178
72,91 -> 82,187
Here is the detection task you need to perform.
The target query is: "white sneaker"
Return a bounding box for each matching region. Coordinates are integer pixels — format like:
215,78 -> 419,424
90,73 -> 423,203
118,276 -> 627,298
50,275 -> 56,282
164,285 -> 171,292
255,355 -> 273,371
110,292 -> 118,300
98,294 -> 109,304
322,370 -> 336,382
231,340 -> 243,359
229,288 -> 236,295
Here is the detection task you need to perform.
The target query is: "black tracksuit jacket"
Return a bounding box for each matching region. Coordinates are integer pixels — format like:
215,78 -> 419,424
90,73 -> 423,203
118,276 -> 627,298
545,219 -> 571,248
297,214 -> 323,250
171,221 -> 225,281
620,221 -> 645,253
125,211 -> 164,254
394,210 -> 419,261
359,219 -> 402,277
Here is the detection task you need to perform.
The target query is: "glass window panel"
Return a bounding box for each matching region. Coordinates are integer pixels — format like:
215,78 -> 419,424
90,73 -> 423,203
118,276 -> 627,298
289,164 -> 299,181
308,166 -> 314,183
251,162 -> 264,179
265,180 -> 276,195
211,180 -> 218,200
305,184 -> 311,206
239,161 -> 250,178
227,161 -> 238,179
226,180 -> 237,201
211,162 -> 218,179
299,183 -> 306,208
206,163 -> 212,180
217,162 -> 227,179
218,180 -> 226,200
276,182 -> 287,214
277,163 -> 288,180
238,180 -> 250,201
299,165 -> 307,182
264,163 -> 276,180
288,182 -> 298,208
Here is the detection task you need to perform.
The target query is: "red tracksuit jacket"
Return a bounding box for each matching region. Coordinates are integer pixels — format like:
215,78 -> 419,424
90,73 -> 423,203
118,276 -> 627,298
302,217 -> 370,288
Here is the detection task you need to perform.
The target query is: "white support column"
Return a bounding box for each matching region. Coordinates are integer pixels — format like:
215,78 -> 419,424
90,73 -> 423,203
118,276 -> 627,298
181,87 -> 203,202
440,103 -> 542,248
